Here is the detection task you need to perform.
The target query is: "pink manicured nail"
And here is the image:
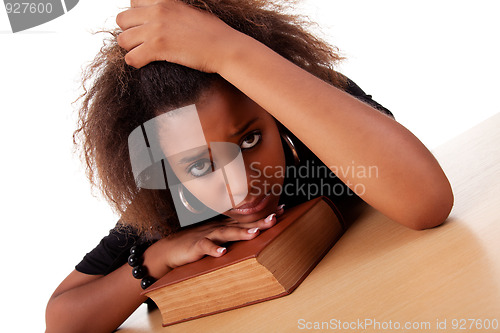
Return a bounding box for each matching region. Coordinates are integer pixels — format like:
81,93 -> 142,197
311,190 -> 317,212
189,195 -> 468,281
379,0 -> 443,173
217,247 -> 226,254
265,213 -> 276,223
248,227 -> 259,234
278,204 -> 285,211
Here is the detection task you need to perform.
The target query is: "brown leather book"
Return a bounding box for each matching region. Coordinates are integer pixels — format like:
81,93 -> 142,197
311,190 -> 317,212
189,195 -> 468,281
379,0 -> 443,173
142,196 -> 345,327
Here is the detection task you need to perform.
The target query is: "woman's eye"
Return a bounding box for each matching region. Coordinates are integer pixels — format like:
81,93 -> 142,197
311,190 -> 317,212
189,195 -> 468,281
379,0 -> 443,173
187,159 -> 212,177
240,131 -> 262,150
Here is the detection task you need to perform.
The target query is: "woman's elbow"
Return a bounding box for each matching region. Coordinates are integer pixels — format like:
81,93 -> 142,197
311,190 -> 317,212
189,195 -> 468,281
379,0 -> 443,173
46,296 -> 82,333
46,297 -> 66,333
405,182 -> 454,230
46,300 -> 59,333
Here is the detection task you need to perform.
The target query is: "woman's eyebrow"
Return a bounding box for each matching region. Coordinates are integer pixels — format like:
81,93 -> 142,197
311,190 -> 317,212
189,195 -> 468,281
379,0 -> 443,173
229,117 -> 259,138
177,148 -> 210,165
176,117 -> 259,164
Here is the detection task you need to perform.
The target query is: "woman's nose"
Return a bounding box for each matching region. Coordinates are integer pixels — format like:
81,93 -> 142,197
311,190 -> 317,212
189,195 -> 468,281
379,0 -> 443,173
222,155 -> 249,208
209,142 -> 249,207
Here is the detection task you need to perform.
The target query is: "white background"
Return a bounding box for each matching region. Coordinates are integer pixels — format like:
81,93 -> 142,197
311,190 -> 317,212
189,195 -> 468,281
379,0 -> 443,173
1,0 -> 499,331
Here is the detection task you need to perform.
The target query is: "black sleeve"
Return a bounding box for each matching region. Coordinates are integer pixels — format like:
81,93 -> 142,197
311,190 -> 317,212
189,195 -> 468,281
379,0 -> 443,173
75,223 -> 142,275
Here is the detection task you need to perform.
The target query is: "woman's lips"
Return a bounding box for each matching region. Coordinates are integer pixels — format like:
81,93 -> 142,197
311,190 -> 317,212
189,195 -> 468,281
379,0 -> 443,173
230,193 -> 271,215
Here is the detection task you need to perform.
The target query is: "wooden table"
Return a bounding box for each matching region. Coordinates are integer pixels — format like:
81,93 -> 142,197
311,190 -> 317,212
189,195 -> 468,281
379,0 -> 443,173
119,113 -> 500,332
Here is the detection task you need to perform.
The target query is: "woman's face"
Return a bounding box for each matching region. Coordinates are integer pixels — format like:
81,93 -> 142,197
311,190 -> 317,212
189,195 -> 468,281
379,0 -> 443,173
159,80 -> 285,223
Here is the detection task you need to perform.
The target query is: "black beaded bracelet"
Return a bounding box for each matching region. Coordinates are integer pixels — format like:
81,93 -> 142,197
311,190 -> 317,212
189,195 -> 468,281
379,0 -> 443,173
128,245 -> 157,290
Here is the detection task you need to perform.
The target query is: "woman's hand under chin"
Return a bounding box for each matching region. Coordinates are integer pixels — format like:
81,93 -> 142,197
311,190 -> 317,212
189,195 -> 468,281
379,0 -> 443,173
116,0 -> 242,72
144,204 -> 285,276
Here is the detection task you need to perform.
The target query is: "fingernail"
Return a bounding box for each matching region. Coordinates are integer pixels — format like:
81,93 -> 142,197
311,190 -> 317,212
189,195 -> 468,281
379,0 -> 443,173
217,247 -> 226,254
278,204 -> 285,211
248,227 -> 259,234
265,213 -> 276,223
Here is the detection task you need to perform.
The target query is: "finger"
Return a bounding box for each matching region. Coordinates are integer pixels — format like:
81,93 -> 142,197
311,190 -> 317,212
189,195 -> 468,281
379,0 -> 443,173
123,39 -> 158,69
206,225 -> 261,244
256,212 -> 279,230
116,7 -> 149,30
226,204 -> 286,230
276,204 -> 285,217
196,237 -> 227,258
231,213 -> 274,230
117,25 -> 146,51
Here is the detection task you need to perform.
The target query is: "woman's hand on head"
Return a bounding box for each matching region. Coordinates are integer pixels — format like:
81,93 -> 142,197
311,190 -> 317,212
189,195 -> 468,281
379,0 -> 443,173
116,0 -> 240,71
146,205 -> 285,275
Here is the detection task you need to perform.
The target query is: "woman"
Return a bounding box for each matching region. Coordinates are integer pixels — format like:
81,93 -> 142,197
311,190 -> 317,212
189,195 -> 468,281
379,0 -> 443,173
45,0 -> 453,332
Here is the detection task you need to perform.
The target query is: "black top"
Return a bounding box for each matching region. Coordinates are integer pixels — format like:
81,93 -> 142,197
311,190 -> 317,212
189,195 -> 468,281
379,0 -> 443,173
76,78 -> 393,276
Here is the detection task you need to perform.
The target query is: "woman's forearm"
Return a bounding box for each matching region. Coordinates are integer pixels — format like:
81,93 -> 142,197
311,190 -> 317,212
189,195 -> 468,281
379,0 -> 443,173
45,264 -> 148,333
215,32 -> 453,229
46,240 -> 173,333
